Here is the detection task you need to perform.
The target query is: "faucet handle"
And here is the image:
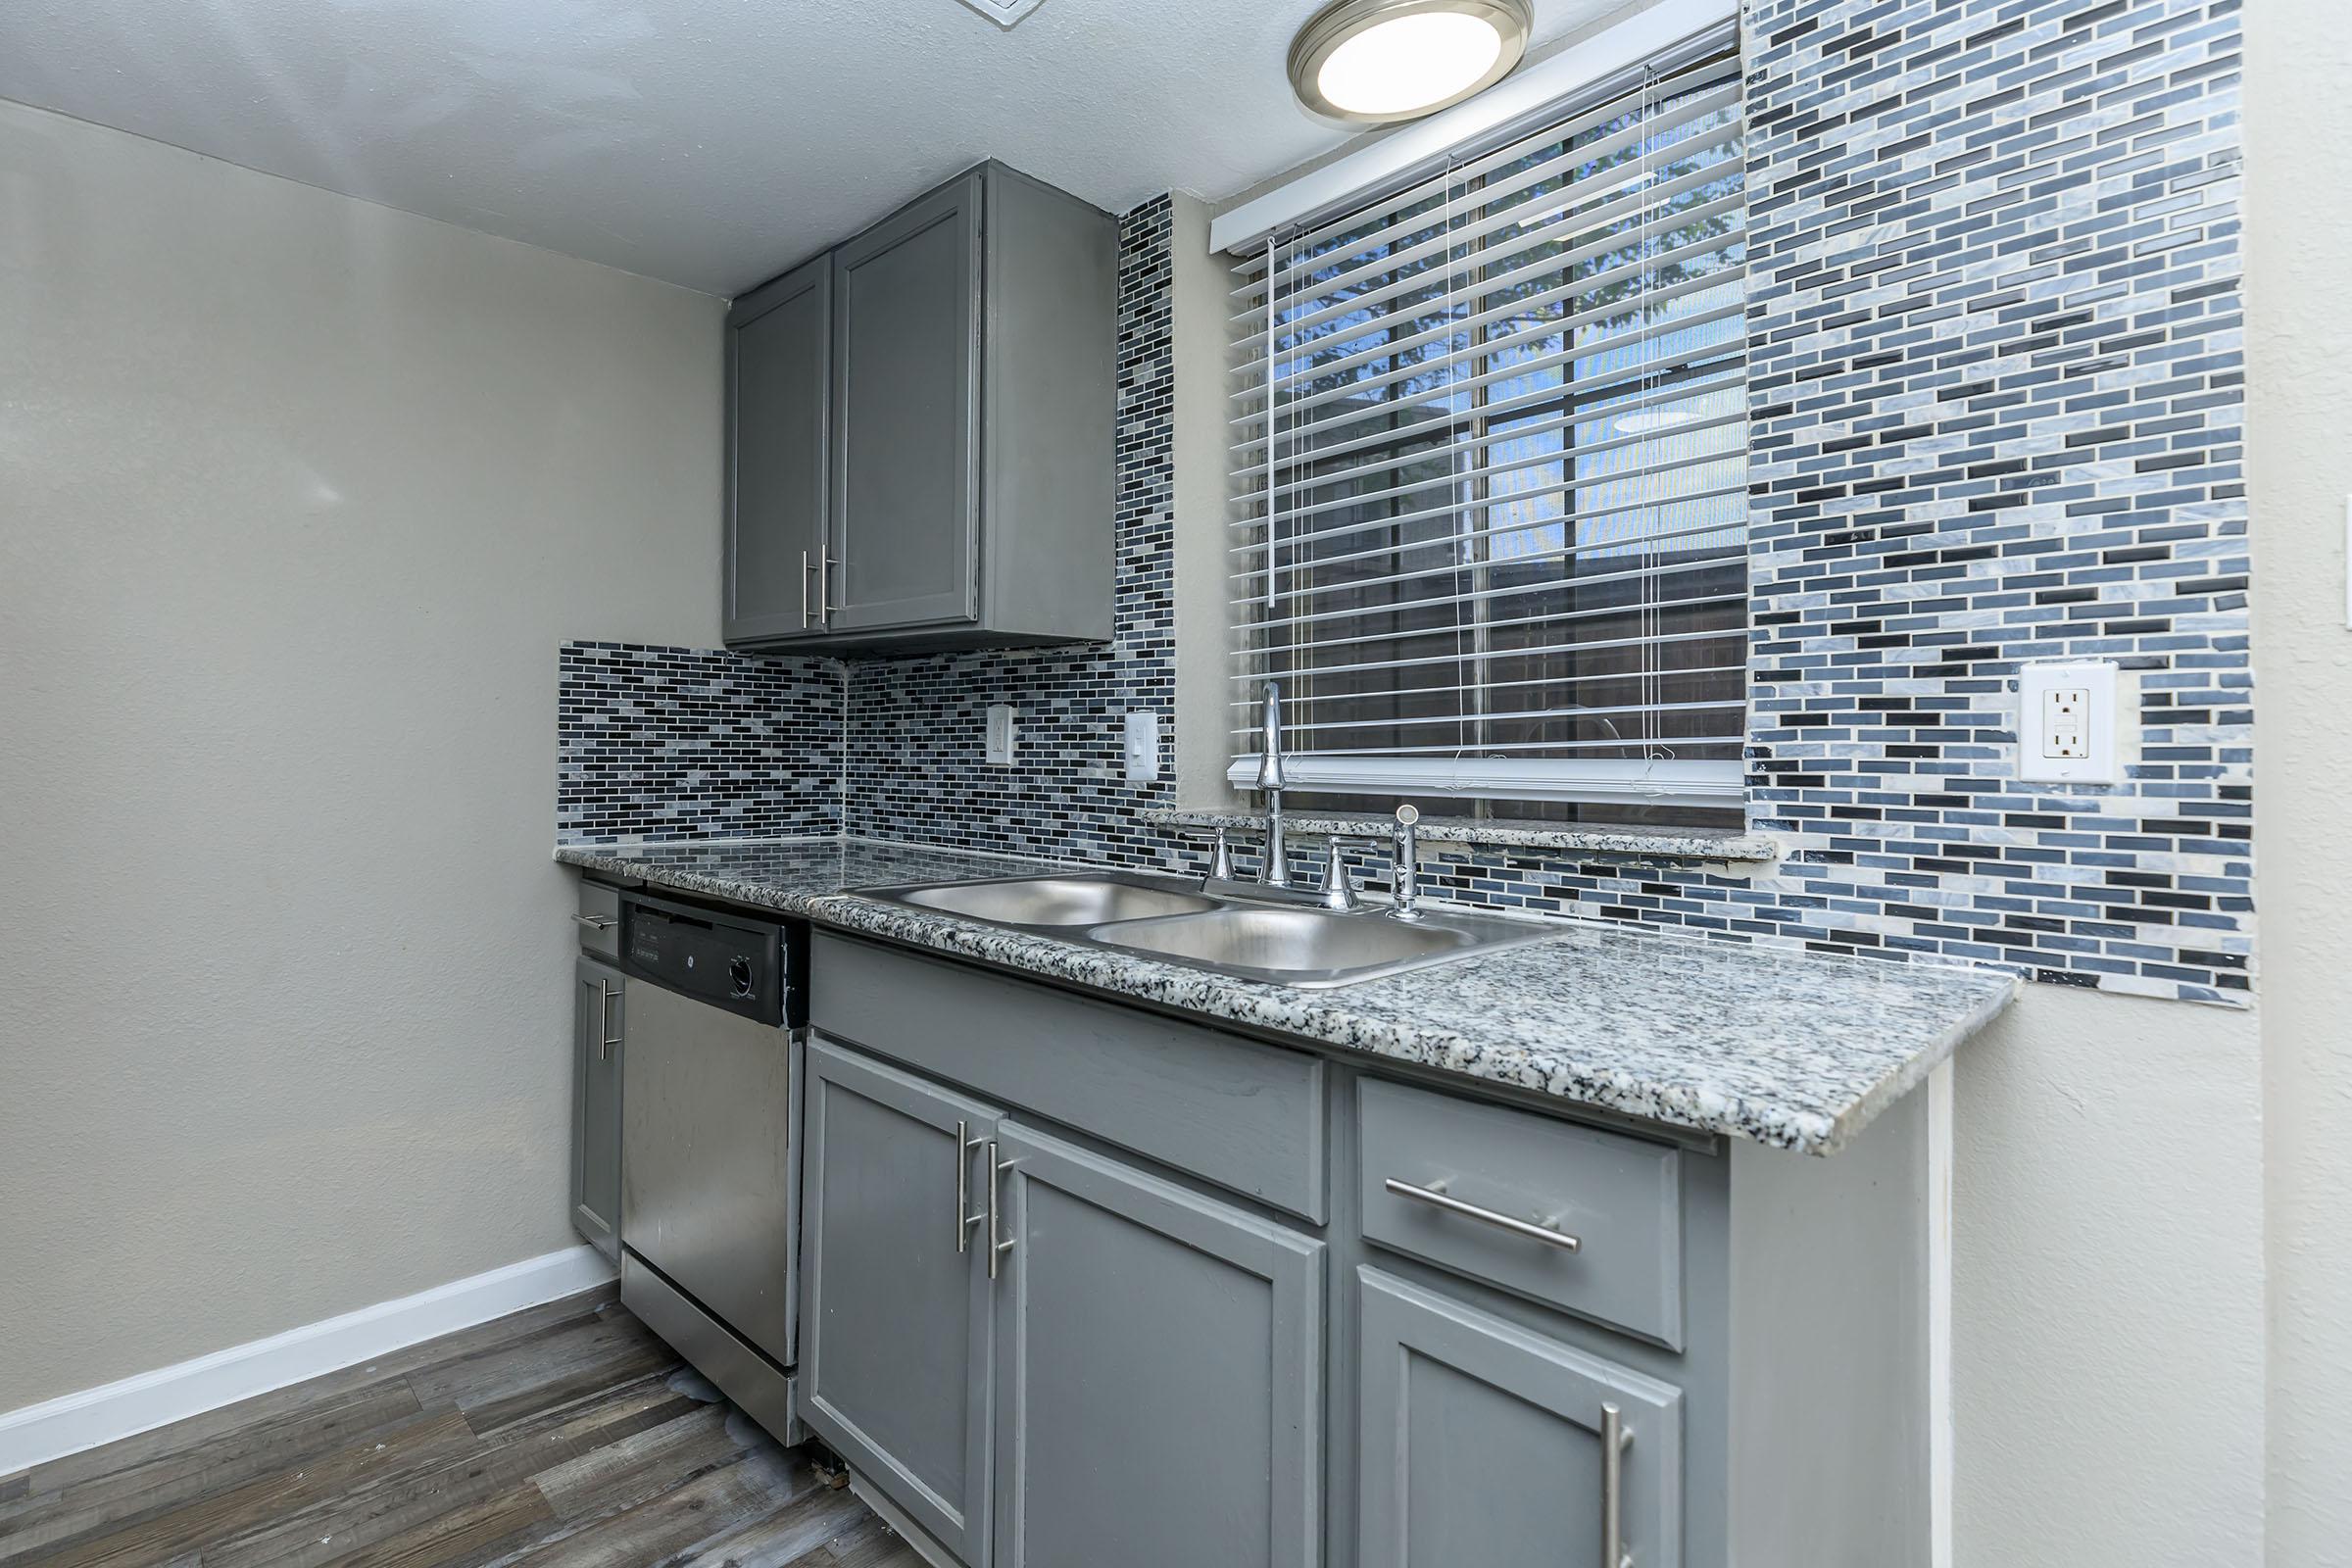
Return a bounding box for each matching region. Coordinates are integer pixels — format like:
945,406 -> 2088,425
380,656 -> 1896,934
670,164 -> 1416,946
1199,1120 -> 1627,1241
1319,837 -> 1370,912
1177,824 -> 1239,881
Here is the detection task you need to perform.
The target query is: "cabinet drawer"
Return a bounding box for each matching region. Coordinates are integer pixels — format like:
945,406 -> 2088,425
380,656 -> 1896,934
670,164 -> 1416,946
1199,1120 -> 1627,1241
574,880 -> 621,959
816,934 -> 1326,1221
1356,1078 -> 1682,1348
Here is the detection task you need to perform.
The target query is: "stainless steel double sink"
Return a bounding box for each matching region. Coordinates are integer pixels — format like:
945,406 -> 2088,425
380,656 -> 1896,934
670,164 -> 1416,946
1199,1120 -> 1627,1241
857,871 -> 1553,988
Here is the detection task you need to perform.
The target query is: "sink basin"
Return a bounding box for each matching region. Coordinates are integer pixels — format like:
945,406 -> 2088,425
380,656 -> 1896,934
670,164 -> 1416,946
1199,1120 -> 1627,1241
890,875 -> 1221,927
860,871 -> 1554,987
1091,905 -> 1552,988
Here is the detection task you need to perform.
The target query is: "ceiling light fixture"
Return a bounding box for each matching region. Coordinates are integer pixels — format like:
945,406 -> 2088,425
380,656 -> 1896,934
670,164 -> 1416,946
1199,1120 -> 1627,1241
1288,0 -> 1535,125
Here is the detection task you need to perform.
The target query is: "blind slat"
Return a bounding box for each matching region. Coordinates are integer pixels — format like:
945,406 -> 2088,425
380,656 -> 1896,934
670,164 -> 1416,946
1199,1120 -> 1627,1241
1230,307 -> 1744,459
1225,662 -> 1748,713
1236,474 -> 1750,574
1235,625 -> 1743,683
1230,58 -> 1740,291
1234,434 -> 1744,547
1232,172 -> 1749,368
1232,107 -> 1740,321
1248,578 -> 1746,641
1232,366 -> 1747,480
1230,159 -> 1746,353
1240,231 -> 1744,405
1236,734 -> 1747,760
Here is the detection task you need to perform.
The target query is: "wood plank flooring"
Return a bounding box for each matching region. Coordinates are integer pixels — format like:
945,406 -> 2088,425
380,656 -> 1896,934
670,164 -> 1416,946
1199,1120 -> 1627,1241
0,1288 -> 916,1568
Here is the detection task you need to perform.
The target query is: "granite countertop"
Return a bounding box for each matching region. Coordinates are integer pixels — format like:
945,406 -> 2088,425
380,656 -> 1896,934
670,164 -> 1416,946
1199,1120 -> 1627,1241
555,836 -> 2018,1155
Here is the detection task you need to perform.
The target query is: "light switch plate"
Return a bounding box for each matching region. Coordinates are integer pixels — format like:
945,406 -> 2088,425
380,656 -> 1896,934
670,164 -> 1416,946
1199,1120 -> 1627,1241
1123,710 -> 1161,785
985,705 -> 1018,766
2016,662 -> 2125,785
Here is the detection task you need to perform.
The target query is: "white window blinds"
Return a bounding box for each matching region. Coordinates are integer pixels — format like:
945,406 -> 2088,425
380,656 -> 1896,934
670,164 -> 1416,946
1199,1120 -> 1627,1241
1226,51 -> 1748,811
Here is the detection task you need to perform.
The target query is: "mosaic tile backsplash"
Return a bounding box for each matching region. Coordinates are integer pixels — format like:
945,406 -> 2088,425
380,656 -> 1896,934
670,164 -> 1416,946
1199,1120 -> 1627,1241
557,642 -> 841,845
558,0 -> 2253,1004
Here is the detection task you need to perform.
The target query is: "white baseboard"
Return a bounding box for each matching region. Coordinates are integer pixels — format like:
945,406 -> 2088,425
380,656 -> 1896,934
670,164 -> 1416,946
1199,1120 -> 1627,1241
0,1244 -> 616,1477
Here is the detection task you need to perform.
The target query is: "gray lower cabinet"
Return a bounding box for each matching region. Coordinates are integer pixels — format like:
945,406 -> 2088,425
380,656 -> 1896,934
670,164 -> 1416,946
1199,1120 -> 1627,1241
991,1123 -> 1324,1568
570,956 -> 624,1260
802,1038 -> 1001,1565
802,1033 -> 1326,1568
804,934 -> 1940,1568
1356,1268 -> 1683,1568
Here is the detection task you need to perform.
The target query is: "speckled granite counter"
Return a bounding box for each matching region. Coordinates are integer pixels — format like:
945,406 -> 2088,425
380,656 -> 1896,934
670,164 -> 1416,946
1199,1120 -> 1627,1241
555,836 -> 2017,1155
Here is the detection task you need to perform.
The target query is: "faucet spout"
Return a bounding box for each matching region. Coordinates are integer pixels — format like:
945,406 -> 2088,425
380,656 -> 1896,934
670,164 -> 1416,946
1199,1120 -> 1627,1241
1255,681 -> 1289,793
1257,680 -> 1291,888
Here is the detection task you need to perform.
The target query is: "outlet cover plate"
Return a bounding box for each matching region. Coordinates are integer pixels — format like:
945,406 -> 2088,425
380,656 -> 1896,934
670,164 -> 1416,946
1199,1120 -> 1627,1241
2016,662 -> 2124,786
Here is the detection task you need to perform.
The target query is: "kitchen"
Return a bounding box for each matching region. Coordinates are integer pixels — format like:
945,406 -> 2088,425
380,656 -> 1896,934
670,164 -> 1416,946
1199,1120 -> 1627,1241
0,0 -> 2342,1564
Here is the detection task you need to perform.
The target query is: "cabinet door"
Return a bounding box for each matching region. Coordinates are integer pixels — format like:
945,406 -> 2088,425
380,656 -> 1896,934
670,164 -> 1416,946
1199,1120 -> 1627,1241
571,957 -> 624,1260
828,172 -> 981,633
1357,1268 -> 1684,1568
991,1122 -> 1324,1568
802,1037 -> 999,1564
724,255 -> 832,645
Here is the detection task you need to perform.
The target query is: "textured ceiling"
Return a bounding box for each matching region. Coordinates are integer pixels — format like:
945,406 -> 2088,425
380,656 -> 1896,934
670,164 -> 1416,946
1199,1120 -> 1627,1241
0,0 -> 1623,296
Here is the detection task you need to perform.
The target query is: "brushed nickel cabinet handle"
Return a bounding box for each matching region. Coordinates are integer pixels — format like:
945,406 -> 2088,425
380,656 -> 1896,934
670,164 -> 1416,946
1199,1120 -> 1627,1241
571,912 -> 617,931
801,549 -> 815,629
1602,1400 -> 1633,1568
819,541 -> 841,616
595,983 -> 621,1060
956,1121 -> 988,1254
955,1118 -> 969,1252
987,1142 -> 1016,1281
1383,1177 -> 1582,1252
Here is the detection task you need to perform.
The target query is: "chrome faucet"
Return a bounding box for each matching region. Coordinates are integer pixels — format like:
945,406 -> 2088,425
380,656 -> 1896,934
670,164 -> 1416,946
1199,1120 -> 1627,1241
1255,679 -> 1292,888
1389,804 -> 1423,921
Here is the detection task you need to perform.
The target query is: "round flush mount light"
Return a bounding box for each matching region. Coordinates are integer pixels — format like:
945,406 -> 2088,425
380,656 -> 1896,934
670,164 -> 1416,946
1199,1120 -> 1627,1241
1288,0 -> 1535,125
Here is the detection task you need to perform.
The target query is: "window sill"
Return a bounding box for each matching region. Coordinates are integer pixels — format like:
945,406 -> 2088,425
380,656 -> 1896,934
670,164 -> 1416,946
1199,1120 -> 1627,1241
1142,808 -> 1784,867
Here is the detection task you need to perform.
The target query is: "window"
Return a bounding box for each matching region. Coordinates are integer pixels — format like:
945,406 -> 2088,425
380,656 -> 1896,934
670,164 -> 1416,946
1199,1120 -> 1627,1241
1227,50 -> 1746,818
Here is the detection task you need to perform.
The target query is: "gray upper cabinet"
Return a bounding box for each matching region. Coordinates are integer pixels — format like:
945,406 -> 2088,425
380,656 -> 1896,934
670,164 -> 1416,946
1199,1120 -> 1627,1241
570,956 -> 624,1261
830,174 -> 981,634
1356,1267 -> 1684,1568
990,1122 -> 1324,1568
802,1037 -> 1001,1565
724,255 -> 831,645
724,162 -> 1115,655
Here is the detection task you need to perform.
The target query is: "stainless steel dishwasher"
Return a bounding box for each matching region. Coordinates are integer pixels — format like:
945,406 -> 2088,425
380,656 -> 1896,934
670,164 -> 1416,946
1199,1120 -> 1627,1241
616,888 -> 808,1443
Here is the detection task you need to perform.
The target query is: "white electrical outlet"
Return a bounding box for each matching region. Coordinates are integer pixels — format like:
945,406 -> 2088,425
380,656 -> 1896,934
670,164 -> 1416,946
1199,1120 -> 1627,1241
2042,686 -> 2089,759
2016,662 -> 2124,785
985,705 -> 1018,766
1123,710 -> 1161,785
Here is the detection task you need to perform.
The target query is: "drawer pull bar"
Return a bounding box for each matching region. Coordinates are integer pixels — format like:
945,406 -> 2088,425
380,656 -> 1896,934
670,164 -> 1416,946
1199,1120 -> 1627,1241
1602,1400 -> 1633,1568
1383,1177 -> 1582,1253
571,912 -> 618,932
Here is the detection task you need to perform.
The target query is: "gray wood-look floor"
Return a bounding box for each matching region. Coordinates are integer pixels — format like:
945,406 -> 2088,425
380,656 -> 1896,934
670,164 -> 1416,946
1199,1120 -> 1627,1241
0,1287 -> 914,1568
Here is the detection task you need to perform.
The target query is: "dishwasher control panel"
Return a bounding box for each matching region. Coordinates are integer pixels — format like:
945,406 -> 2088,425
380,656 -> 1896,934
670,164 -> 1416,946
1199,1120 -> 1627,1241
619,891 -> 802,1027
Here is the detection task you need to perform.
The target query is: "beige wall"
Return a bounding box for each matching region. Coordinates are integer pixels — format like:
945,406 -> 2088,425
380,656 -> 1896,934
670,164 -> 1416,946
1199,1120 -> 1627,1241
0,101 -> 723,1411
1950,987 -> 2266,1563
2246,0 -> 2352,1557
